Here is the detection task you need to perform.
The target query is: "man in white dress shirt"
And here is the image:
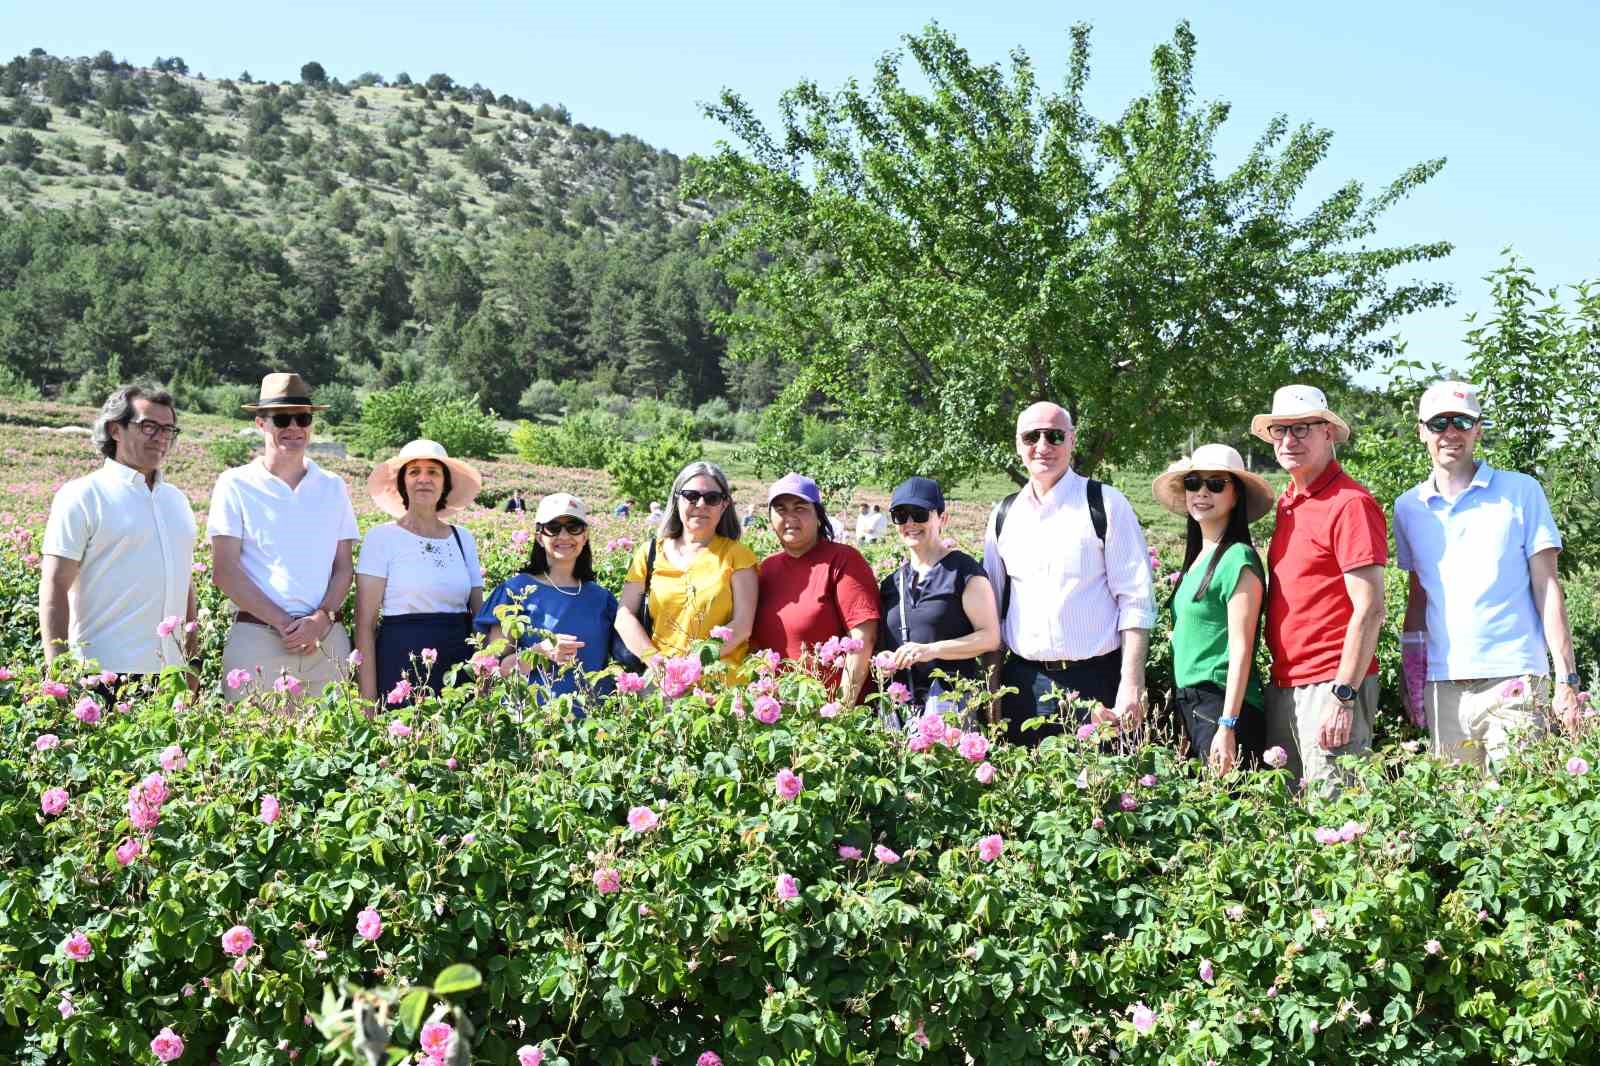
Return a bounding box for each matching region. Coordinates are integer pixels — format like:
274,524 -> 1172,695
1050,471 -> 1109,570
983,402 -> 1156,745
209,372 -> 359,701
41,384 -> 198,679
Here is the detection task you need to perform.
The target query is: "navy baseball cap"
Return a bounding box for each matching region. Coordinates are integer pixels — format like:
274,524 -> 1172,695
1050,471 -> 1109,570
890,476 -> 945,512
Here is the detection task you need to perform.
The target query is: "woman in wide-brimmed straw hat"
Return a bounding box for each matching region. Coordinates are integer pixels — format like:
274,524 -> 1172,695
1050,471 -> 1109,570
1151,444 -> 1276,775
353,440 -> 484,705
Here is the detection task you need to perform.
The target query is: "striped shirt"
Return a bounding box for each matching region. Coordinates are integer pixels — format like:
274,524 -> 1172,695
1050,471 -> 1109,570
982,470 -> 1156,661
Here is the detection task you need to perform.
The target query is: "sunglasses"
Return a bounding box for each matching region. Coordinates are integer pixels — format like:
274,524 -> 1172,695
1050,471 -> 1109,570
1019,428 -> 1068,447
538,519 -> 587,536
268,412 -> 314,429
129,418 -> 181,441
677,489 -> 729,506
891,505 -> 932,525
1422,414 -> 1478,433
1265,420 -> 1326,441
1182,474 -> 1232,494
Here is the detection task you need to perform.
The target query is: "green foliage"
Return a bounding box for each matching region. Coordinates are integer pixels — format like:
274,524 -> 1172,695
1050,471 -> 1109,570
605,430 -> 702,505
518,378 -> 565,418
300,61 -> 328,86
418,397 -> 507,459
689,21 -> 1452,486
353,381 -> 448,455
0,361 -> 40,399
206,431 -> 256,467
316,382 -> 358,426
510,410 -> 621,469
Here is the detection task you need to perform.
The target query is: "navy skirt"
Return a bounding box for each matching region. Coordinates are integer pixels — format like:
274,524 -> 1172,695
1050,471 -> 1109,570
376,612 -> 473,701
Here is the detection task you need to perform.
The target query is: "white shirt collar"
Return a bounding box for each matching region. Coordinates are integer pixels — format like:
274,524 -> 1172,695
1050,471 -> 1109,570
99,458 -> 161,487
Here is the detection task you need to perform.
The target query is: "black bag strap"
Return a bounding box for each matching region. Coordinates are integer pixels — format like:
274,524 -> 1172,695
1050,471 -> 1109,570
638,537 -> 658,634
995,479 -> 1106,622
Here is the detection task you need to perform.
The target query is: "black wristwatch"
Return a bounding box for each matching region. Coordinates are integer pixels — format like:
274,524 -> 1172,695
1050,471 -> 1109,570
1330,682 -> 1358,704
1558,673 -> 1582,687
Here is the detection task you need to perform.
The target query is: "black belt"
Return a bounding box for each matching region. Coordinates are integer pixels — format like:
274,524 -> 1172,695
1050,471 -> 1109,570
1014,648 -> 1119,673
236,610 -> 342,627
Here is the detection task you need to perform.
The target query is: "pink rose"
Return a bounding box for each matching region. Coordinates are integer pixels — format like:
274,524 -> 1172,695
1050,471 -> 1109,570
225,668 -> 253,690
470,651 -> 499,676
260,794 -> 281,824
838,845 -> 863,860
156,615 -> 180,637
512,528 -> 531,546
659,656 -> 703,699
873,844 -> 901,865
128,787 -> 161,831
63,931 -> 92,961
1568,756 -> 1590,776
775,873 -> 800,901
347,649 -> 364,668
593,866 -> 621,893
220,924 -> 254,956
1120,792 -> 1138,812
40,787 -> 69,816
58,994 -> 74,1019
516,1045 -> 545,1066
1314,827 -> 1342,846
697,1053 -> 723,1066
975,761 -> 996,784
116,837 -> 142,866
710,625 -> 735,641
356,907 -> 383,941
1138,773 -> 1158,788
616,671 -> 647,695
1263,746 -> 1289,769
386,679 -> 413,705
159,744 -> 186,771
753,695 -> 782,725
838,637 -> 863,654
35,733 -> 60,751
958,733 -> 990,762
420,1021 -> 453,1057
887,682 -> 912,705
1092,816 -> 1105,829
41,679 -> 70,699
1338,820 -> 1366,842
627,805 -> 660,833
139,772 -> 170,808
977,834 -> 1004,862
387,720 -> 413,738
72,697 -> 101,725
0,666 -> 13,681
871,651 -> 897,672
819,701 -> 841,719
1199,958 -> 1215,983
1425,938 -> 1442,955
274,674 -> 302,697
150,1026 -> 185,1062
419,647 -> 439,665
1129,1002 -> 1156,1035
774,768 -> 803,801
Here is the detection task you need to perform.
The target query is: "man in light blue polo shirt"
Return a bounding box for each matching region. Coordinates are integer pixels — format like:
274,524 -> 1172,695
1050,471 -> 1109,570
1394,380 -> 1583,768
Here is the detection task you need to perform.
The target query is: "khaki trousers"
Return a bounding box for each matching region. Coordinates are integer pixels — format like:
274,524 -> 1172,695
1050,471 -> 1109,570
1263,676 -> 1377,784
1427,674 -> 1547,770
221,621 -> 353,703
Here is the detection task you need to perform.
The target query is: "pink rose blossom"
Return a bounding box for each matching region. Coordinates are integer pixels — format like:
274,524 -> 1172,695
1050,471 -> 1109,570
63,931 -> 92,961
260,794 -> 281,824
1500,677 -> 1526,699
386,679 -> 413,705
128,788 -> 160,830
150,1027 -> 185,1062
616,671 -> 647,695
1120,792 -> 1138,812
116,837 -> 142,866
697,1052 -> 723,1066
838,845 -> 863,860
159,744 -> 186,771
1076,722 -> 1097,741
35,733 -> 60,751
593,866 -> 621,893
139,773 -> 169,807
1314,826 -> 1343,845
226,668 -> 252,690
72,697 -> 101,725
710,625 -> 735,641
958,732 -> 990,762
1138,773 -> 1158,788
977,834 -> 1004,862
420,647 -> 439,665
347,649 -> 363,668
753,694 -> 782,725
874,844 -> 901,865
906,731 -> 933,753
816,636 -> 842,665
512,528 -> 531,546
774,768 -> 803,801
887,681 -> 912,705
58,994 -> 74,1019
446,757 -> 459,770
220,924 -> 255,956
274,674 -> 302,697
356,907 -> 383,941
1338,820 -> 1367,842
975,761 -> 996,784
156,615 -> 180,637
471,651 -> 499,676
1567,756 -> 1590,776
659,656 -> 703,699
1425,938 -> 1442,955
1263,746 -> 1289,769
387,720 -> 413,738
0,666 -> 13,681
775,873 -> 800,900
1129,1002 -> 1156,1035
839,637 -> 864,654
99,669 -> 119,685
819,701 -> 841,719
1199,958 -> 1215,984
1226,905 -> 1245,921
627,805 -> 661,833
516,1046 -> 545,1066
41,679 -> 70,699
41,787 -> 69,816
1091,816 -> 1106,829
871,651 -> 897,672
419,1021 -> 453,1057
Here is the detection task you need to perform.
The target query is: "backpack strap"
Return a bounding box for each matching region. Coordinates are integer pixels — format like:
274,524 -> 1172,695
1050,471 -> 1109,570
995,492 -> 1019,622
1087,478 -> 1107,545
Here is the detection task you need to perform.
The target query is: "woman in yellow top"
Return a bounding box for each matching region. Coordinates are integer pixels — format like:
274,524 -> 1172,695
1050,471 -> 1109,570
615,461 -> 759,661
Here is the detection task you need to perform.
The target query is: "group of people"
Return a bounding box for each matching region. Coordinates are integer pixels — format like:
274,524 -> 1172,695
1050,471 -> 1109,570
40,372 -> 1584,783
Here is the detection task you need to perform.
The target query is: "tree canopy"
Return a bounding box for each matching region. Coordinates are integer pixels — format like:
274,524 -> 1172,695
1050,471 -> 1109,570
689,21 -> 1454,484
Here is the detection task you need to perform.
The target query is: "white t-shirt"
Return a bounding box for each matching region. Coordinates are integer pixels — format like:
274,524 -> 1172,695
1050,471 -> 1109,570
43,460 -> 197,673
206,458 -> 360,616
355,522 -> 483,615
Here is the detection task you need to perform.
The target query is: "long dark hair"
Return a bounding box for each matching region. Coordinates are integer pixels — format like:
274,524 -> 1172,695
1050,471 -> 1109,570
522,539 -> 597,582
1179,474 -> 1255,600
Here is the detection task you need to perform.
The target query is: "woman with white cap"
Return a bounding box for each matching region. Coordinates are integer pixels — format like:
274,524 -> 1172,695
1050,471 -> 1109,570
354,440 -> 485,703
476,492 -> 617,704
1151,444 -> 1275,774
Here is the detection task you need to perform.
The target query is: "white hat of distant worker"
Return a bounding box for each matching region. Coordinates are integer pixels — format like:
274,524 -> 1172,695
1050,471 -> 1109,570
1417,380 -> 1482,422
1250,384 -> 1351,445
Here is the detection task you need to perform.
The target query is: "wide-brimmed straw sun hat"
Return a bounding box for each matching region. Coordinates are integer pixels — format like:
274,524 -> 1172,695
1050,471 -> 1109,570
1249,384 -> 1351,444
1152,444 -> 1276,523
241,371 -> 329,412
366,439 -> 483,517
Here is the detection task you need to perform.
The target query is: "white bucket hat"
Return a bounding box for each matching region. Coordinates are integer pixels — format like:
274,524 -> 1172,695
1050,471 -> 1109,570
1249,384 -> 1351,444
367,440 -> 483,517
1152,444 -> 1276,523
1417,380 -> 1482,422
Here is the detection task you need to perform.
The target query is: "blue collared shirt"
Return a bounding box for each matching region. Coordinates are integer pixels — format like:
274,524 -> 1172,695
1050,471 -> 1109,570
1394,461 -> 1562,680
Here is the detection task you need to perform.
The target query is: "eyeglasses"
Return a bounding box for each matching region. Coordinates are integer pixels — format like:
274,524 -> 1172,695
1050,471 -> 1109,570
129,418 -> 181,440
268,412 -> 314,429
1266,420 -> 1326,441
891,505 -> 932,525
1019,428 -> 1068,447
1422,414 -> 1478,433
677,489 -> 729,507
539,519 -> 587,536
1182,474 -> 1232,494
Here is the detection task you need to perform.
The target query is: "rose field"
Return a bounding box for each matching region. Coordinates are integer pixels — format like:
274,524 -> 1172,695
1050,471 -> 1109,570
4,405 -> 1600,1065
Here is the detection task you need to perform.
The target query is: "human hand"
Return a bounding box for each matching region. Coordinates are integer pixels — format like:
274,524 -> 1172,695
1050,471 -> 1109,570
891,643 -> 933,670
1108,682 -> 1144,732
547,634 -> 586,665
1318,696 -> 1353,751
1208,726 -> 1238,775
280,615 -> 322,655
1555,684 -> 1583,734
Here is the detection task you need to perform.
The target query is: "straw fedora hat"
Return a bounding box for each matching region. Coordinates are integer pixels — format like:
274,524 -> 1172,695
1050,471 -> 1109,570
366,440 -> 483,517
1152,444 -> 1276,523
241,371 -> 329,412
1249,384 -> 1351,444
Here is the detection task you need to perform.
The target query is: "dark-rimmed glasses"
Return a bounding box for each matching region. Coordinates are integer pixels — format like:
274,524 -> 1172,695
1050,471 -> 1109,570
539,519 -> 587,536
677,489 -> 729,507
268,412 -> 314,429
1421,414 -> 1478,433
1182,474 -> 1232,494
891,505 -> 932,525
1019,428 -> 1068,447
128,418 -> 181,441
1266,420 -> 1326,441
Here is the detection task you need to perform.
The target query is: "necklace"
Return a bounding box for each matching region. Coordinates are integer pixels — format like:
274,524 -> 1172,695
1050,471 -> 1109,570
542,574 -> 582,598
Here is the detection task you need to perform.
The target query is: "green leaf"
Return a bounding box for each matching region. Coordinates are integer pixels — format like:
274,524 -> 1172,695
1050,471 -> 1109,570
432,963 -> 483,996
397,988 -> 429,1037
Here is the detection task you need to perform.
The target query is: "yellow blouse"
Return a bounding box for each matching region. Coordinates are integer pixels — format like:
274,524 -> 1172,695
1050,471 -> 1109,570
626,535 -> 759,658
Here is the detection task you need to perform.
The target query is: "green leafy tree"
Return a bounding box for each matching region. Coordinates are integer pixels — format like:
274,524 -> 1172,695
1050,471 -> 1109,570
300,61 -> 328,86
688,21 -> 1452,485
606,430 -> 702,505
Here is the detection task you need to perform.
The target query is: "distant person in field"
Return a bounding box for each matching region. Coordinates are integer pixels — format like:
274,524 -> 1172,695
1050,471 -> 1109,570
1254,384 -> 1385,784
504,488 -> 527,513
41,384 -> 198,681
353,440 -> 485,705
751,473 -> 880,703
854,503 -> 874,544
983,402 -> 1155,746
868,504 -> 888,543
1395,381 -> 1583,768
614,499 -> 632,518
1151,445 -> 1273,774
208,372 -> 358,702
615,461 -> 758,663
647,500 -> 664,528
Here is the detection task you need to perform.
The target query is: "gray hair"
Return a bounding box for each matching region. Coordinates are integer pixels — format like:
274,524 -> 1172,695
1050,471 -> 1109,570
661,460 -> 742,541
92,383 -> 176,460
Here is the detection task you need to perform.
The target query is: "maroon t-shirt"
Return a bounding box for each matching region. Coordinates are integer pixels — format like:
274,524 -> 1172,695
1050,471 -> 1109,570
752,540 -> 881,691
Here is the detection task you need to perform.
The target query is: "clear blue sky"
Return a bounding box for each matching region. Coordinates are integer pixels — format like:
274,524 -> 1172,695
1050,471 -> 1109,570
13,1 -> 1600,378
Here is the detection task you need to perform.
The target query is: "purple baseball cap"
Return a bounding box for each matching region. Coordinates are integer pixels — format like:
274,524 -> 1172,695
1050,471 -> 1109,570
766,472 -> 822,506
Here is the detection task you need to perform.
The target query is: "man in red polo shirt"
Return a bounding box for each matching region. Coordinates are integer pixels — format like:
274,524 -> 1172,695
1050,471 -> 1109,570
1252,385 -> 1387,784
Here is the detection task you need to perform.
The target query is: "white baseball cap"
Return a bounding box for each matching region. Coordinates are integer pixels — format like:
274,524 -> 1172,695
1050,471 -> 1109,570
1417,380 -> 1482,422
534,493 -> 587,525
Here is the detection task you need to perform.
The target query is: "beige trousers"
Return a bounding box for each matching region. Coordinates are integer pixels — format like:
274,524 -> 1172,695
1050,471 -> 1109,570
221,621 -> 353,704
1427,674 -> 1547,770
1263,676 -> 1378,784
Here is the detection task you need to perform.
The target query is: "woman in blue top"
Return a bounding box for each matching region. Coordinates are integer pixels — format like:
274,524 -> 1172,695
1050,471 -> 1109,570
476,493 -> 616,705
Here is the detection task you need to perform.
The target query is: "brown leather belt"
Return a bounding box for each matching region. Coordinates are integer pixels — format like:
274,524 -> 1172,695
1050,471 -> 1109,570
236,610 -> 341,627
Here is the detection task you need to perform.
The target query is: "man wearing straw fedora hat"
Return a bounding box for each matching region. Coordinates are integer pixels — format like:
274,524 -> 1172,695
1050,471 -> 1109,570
207,372 -> 360,701
1252,384 -> 1387,784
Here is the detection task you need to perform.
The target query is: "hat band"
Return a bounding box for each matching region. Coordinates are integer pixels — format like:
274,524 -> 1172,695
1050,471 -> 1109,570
256,394 -> 314,406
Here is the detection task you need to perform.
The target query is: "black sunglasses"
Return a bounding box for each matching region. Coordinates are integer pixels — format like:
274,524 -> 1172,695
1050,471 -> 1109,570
1019,428 -> 1068,447
1182,474 -> 1232,494
539,519 -> 587,536
268,412 -> 314,428
890,505 -> 931,525
677,489 -> 729,506
1422,414 -> 1478,433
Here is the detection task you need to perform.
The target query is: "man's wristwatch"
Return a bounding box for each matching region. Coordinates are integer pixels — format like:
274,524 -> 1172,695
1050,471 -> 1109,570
1558,673 -> 1582,688
1330,682 -> 1358,704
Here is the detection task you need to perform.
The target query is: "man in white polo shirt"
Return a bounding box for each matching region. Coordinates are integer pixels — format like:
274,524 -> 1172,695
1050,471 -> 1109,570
41,384 -> 197,677
208,372 -> 359,701
1395,380 -> 1583,768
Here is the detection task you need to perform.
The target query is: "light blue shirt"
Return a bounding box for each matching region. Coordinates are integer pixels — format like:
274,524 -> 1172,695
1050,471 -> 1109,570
1394,461 -> 1561,681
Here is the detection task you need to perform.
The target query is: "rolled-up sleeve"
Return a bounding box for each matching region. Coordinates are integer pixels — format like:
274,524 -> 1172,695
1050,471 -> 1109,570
1102,487 -> 1156,632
